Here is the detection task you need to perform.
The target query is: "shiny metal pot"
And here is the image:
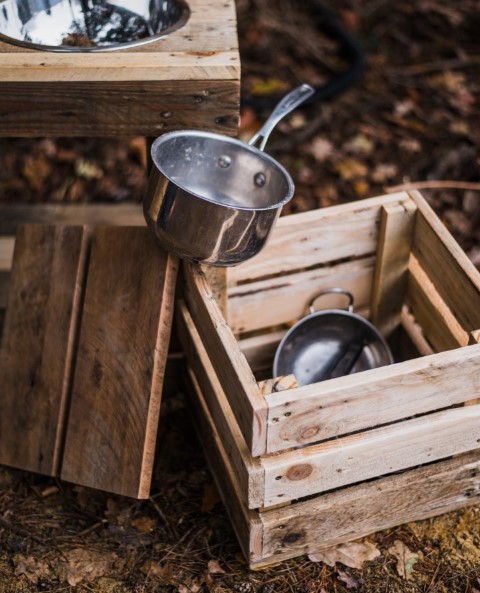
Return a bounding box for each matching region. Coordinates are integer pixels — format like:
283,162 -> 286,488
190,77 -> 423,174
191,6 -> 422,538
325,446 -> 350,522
143,84 -> 314,267
273,288 -> 394,386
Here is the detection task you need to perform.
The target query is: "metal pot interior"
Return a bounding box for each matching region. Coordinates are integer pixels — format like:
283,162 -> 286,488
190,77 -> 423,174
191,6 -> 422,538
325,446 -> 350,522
151,132 -> 295,210
273,311 -> 393,386
0,0 -> 189,51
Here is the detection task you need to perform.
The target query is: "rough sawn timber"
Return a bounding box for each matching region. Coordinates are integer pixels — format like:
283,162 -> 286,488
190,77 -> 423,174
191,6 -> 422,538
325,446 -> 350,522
61,227 -> 178,498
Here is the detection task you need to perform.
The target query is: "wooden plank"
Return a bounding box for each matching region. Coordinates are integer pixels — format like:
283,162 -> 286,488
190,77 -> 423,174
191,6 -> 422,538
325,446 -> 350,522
182,262 -> 267,457
227,193 -> 410,286
258,451 -> 480,567
228,256 -> 376,335
0,52 -> 240,81
0,81 -> 239,137
176,301 -> 264,507
61,227 -> 178,498
0,224 -> 89,476
0,237 -> 14,272
370,201 -> 416,336
406,255 -> 469,351
264,344 -> 480,452
183,367 -> 264,566
0,203 -> 145,235
409,190 -> 480,333
261,405 -> 480,507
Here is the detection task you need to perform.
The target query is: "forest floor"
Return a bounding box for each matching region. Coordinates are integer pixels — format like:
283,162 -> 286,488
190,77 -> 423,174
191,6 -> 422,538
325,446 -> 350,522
0,0 -> 479,591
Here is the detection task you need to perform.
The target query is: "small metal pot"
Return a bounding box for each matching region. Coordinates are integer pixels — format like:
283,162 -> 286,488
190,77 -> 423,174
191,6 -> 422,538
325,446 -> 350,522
273,288 -> 394,386
143,84 -> 314,267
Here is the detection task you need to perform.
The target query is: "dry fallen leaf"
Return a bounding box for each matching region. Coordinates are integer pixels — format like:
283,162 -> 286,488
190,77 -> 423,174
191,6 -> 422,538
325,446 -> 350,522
140,559 -> 170,578
201,482 -> 221,513
131,516 -> 156,533
309,541 -> 380,569
335,158 -> 368,181
309,136 -> 334,162
337,569 -> 360,589
208,559 -> 226,575
388,540 -> 423,580
54,548 -> 117,586
14,555 -> 51,584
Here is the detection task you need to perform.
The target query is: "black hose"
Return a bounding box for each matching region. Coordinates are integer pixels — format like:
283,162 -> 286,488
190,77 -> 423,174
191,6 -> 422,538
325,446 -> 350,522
241,1 -> 365,110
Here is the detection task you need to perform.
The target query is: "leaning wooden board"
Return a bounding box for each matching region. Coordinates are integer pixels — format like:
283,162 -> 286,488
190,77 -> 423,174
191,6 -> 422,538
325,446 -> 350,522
0,215 -> 178,498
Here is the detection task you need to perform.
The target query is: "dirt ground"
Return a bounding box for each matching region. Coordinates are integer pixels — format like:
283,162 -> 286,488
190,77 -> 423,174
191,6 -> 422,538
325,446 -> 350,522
0,0 -> 479,591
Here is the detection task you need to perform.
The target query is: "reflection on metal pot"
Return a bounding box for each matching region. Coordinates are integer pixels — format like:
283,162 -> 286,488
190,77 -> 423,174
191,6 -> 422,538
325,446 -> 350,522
0,0 -> 189,51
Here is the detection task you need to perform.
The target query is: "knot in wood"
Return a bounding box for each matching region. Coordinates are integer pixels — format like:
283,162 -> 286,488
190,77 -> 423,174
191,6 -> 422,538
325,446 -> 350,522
286,463 -> 313,481
282,531 -> 306,545
300,426 -> 320,441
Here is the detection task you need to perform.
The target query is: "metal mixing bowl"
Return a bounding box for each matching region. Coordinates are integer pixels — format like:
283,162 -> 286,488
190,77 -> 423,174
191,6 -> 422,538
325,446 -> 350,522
0,0 -> 189,51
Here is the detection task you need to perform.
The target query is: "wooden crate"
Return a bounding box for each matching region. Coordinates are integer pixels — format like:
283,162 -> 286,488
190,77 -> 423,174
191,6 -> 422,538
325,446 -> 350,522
176,190 -> 480,568
0,0 -> 240,137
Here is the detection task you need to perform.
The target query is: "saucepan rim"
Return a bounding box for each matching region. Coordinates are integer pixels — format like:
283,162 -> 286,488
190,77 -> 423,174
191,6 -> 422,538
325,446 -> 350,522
150,130 -> 296,212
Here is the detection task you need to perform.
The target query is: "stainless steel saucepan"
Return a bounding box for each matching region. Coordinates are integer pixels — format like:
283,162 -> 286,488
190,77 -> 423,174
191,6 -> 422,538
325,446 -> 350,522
273,288 -> 394,386
143,84 -> 314,267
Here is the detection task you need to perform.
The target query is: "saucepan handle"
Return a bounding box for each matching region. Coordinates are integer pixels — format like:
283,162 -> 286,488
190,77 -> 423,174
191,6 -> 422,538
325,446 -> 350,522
308,287 -> 354,315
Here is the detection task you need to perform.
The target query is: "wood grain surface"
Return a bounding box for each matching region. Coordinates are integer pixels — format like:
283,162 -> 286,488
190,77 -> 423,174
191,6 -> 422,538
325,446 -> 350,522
0,224 -> 89,475
61,227 -> 178,498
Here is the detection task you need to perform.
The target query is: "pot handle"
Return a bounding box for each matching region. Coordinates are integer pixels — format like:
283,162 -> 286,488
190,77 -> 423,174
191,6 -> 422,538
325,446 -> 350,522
308,287 -> 355,315
248,84 -> 315,151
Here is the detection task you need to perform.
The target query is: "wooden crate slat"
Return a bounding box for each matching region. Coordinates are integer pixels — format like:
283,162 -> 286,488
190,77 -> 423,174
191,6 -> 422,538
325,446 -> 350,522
0,224 -> 89,475
228,256 -> 376,335
61,227 -> 178,498
176,301 -> 264,508
370,201 -> 417,336
258,451 -> 480,567
410,190 -> 480,333
227,193 -> 411,286
406,255 -> 469,351
264,344 -> 480,452
0,81 -> 239,137
261,406 -> 480,507
0,52 -> 240,81
182,262 -> 267,457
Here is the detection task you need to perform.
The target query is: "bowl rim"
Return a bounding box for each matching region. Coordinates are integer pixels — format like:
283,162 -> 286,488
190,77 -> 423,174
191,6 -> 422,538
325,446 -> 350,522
0,0 -> 190,52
